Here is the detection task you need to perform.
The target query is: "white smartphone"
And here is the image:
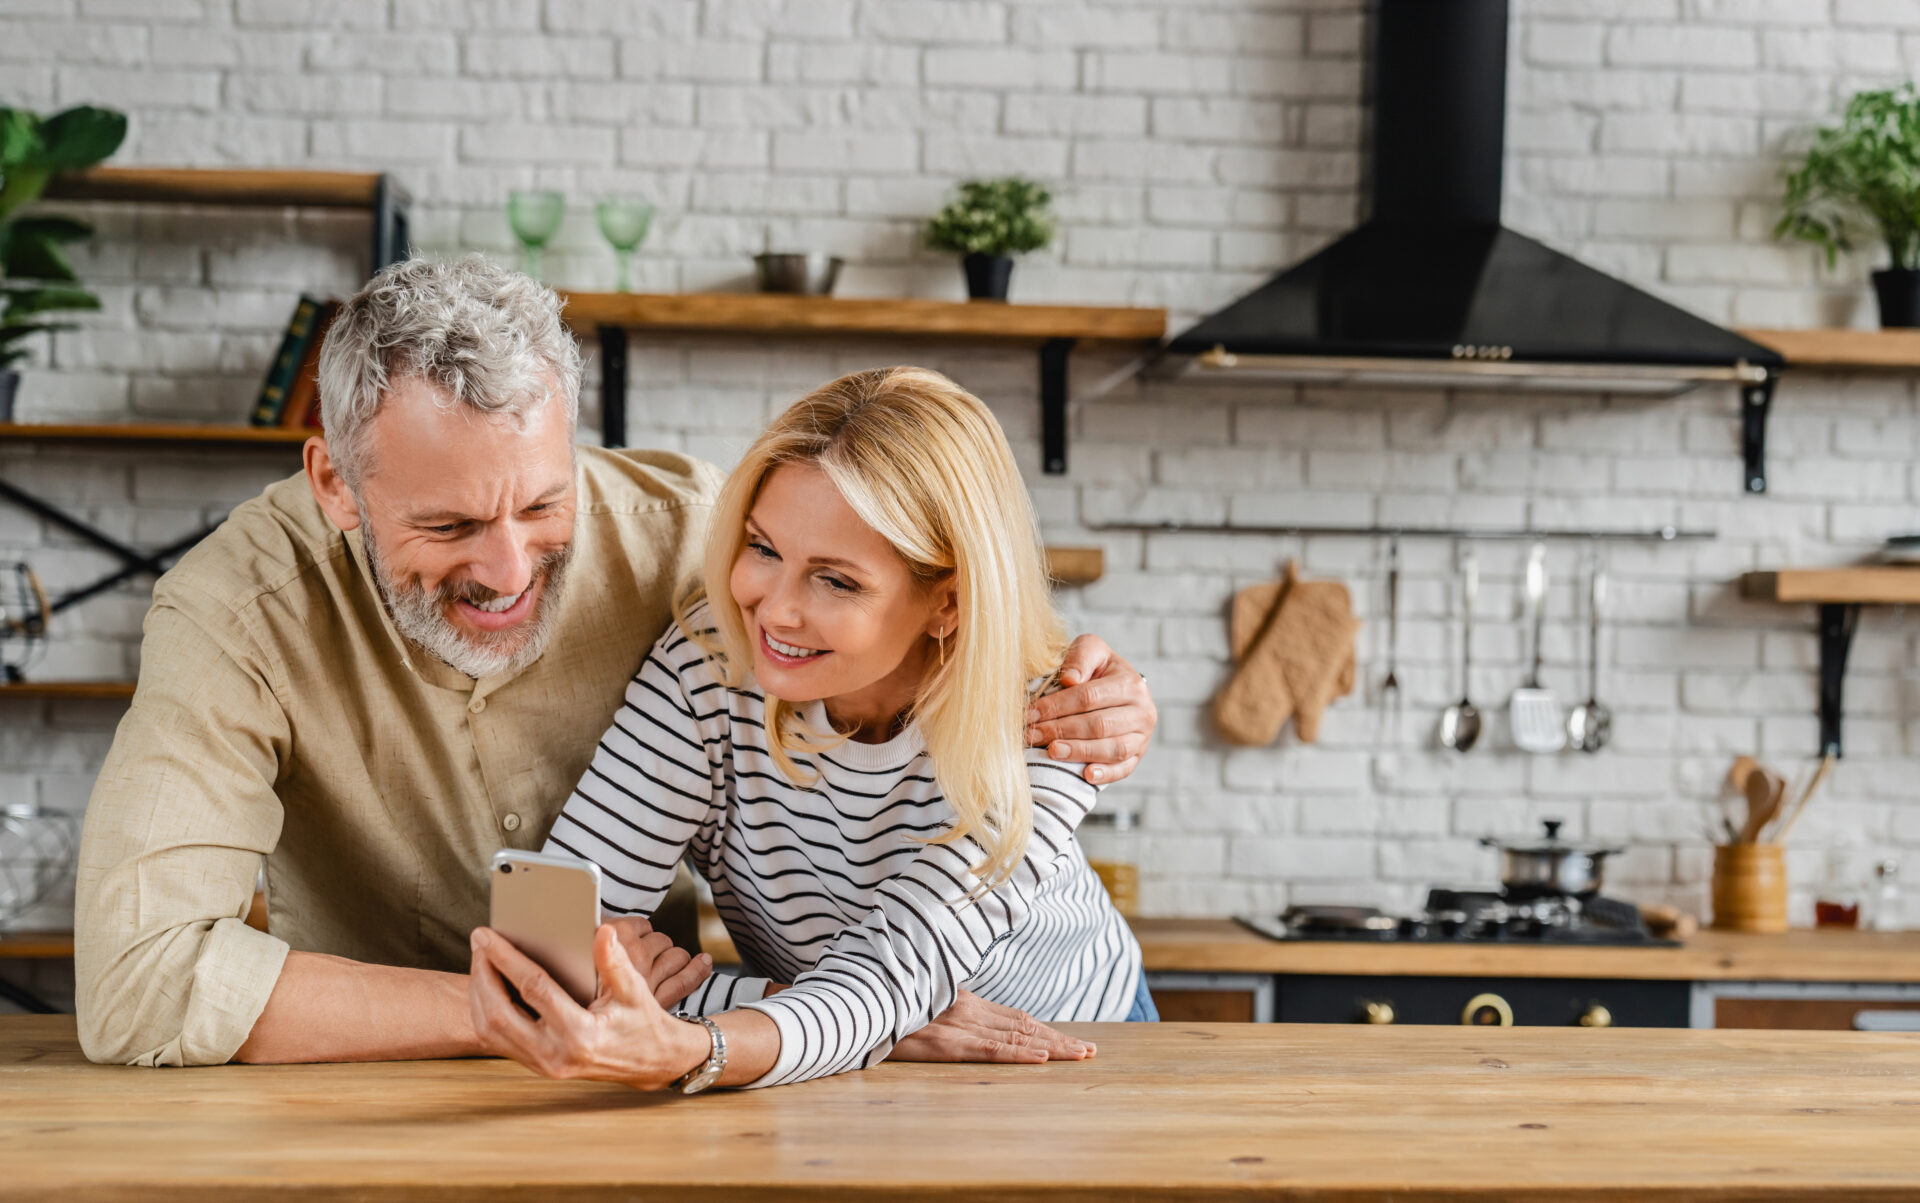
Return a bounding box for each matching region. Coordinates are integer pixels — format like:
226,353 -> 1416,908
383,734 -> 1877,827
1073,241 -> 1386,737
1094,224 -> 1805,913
488,849 -> 602,1008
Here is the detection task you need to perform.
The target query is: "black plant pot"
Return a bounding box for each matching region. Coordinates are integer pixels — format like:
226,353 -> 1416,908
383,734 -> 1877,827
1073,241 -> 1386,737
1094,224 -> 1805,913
0,370 -> 17,423
962,253 -> 1014,302
1872,268 -> 1920,328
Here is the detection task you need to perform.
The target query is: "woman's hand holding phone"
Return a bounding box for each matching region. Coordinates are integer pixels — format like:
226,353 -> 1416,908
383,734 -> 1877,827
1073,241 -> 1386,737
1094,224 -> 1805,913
468,920 -> 716,1090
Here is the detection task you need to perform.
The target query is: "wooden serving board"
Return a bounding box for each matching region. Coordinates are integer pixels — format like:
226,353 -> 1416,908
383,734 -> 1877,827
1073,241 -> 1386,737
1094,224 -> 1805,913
5,1016 -> 1919,1200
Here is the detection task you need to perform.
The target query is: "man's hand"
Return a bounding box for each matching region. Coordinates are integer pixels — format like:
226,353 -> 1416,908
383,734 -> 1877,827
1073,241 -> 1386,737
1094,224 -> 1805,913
605,916 -> 713,1009
1027,633 -> 1156,785
468,924 -> 711,1090
887,988 -> 1095,1064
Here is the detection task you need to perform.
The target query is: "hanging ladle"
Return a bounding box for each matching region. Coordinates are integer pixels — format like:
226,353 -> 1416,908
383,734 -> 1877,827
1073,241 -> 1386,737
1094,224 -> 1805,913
1439,548 -> 1482,753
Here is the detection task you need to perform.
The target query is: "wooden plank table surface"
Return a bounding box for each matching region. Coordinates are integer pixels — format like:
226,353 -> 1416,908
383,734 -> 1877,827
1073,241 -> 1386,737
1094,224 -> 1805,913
3,1015 -> 1917,1201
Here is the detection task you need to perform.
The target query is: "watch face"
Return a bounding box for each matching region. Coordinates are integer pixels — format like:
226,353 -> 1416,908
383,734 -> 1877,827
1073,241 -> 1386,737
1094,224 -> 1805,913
680,1063 -> 722,1095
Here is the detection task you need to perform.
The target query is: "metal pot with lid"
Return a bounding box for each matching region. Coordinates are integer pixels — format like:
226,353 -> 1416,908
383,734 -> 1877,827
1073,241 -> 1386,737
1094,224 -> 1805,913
1481,820 -> 1623,900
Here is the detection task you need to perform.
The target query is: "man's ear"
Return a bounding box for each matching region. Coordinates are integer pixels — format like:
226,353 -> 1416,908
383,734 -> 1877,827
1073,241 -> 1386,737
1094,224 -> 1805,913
304,437 -> 362,532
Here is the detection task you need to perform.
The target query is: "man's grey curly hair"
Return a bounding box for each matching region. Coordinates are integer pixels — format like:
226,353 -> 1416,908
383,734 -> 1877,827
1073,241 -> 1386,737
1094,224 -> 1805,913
318,254 -> 582,488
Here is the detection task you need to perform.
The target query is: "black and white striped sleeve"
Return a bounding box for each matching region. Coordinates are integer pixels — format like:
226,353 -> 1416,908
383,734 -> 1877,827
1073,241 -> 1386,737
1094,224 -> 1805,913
542,630 -> 725,925
736,750 -> 1100,1088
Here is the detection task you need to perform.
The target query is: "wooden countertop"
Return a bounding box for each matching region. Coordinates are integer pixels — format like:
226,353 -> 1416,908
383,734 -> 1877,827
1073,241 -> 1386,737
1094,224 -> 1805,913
4,1016 -> 1917,1200
18,914 -> 1914,983
697,913 -> 1920,982
1133,918 -> 1920,982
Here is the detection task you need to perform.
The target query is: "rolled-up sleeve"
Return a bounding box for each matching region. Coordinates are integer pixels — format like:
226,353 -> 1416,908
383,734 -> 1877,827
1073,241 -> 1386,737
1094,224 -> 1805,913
74,598 -> 292,1067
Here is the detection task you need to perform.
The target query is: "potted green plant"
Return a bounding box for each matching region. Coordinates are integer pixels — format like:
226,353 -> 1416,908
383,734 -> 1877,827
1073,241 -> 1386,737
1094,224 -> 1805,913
0,105 -> 128,419
924,177 -> 1055,302
1776,85 -> 1920,328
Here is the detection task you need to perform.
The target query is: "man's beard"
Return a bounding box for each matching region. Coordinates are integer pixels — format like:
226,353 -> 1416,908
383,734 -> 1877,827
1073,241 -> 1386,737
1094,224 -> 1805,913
360,516 -> 574,680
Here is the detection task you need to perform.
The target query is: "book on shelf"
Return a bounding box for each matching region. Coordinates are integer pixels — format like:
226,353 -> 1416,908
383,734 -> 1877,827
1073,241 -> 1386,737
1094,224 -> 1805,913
279,299 -> 340,429
250,294 -> 329,427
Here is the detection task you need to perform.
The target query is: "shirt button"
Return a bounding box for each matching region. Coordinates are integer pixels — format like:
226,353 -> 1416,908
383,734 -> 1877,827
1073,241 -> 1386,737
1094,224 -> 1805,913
501,813 -> 522,832
469,697 -> 486,714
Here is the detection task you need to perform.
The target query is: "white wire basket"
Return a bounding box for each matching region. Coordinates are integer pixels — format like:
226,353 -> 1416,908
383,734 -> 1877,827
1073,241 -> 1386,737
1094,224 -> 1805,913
0,803 -> 79,931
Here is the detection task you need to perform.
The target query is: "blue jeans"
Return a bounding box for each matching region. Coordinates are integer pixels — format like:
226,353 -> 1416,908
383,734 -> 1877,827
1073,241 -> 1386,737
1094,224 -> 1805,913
1124,970 -> 1159,1022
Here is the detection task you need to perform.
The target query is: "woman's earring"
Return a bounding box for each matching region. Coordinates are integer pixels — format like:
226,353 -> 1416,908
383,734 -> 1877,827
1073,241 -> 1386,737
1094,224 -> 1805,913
936,628 -> 946,667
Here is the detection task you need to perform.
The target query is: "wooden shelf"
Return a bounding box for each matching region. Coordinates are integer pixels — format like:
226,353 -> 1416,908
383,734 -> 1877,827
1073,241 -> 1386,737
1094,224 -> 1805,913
560,291 -> 1167,344
1737,328 -> 1920,370
0,681 -> 135,700
1740,567 -> 1920,605
41,167 -> 386,209
0,931 -> 74,960
0,422 -> 314,447
1043,545 -> 1104,584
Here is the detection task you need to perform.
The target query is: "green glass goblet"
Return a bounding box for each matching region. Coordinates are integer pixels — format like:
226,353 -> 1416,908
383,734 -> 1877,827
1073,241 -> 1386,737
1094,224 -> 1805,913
595,197 -> 654,293
506,190 -> 566,281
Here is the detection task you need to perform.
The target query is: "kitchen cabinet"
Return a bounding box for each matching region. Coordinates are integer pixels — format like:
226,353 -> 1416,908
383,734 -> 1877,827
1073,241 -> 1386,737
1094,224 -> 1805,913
1715,996 -> 1920,1030
1146,972 -> 1274,1023
1271,974 -> 1689,1028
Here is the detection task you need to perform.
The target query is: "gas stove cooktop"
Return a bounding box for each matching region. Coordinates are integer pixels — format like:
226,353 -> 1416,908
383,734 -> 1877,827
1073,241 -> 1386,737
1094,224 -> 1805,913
1237,890 -> 1679,947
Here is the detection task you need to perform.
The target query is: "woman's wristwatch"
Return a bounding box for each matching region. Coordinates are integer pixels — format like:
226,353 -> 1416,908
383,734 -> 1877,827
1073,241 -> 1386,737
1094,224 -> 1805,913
671,1015 -> 727,1095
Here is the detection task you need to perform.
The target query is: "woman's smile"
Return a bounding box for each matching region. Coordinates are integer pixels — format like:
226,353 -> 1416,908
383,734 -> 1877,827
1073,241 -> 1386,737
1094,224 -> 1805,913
760,626 -> 830,667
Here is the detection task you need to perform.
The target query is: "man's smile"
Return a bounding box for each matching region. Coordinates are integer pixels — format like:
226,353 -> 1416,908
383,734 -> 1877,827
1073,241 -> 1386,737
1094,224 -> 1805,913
452,580 -> 539,632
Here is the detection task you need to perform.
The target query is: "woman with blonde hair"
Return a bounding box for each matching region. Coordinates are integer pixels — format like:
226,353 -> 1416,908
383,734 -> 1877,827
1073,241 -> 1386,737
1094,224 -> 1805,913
468,366 -> 1147,1092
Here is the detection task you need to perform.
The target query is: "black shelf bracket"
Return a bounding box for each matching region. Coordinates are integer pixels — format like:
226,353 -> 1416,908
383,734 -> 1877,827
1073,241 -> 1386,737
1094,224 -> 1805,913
1741,370 -> 1776,494
372,173 -> 412,274
598,325 -> 629,448
0,976 -> 56,1014
1040,337 -> 1075,475
1817,602 -> 1861,759
0,478 -> 214,615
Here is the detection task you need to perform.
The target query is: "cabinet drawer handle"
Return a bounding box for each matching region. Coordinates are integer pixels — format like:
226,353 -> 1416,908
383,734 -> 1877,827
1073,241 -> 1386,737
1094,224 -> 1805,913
1462,993 -> 1514,1026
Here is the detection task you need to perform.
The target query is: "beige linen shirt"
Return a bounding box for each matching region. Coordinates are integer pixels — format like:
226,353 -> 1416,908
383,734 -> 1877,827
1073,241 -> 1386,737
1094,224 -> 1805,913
74,446 -> 722,1067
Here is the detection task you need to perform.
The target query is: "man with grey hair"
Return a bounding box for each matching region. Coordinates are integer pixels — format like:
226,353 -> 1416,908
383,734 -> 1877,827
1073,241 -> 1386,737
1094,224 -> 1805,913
73,255 -> 1158,1068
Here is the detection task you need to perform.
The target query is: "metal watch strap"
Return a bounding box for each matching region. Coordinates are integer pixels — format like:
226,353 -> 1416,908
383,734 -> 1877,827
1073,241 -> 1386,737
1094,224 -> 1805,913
671,1014 -> 726,1095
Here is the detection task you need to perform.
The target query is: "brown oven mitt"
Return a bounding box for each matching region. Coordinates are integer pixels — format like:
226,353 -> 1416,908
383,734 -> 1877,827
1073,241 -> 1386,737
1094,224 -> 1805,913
1214,560 -> 1359,745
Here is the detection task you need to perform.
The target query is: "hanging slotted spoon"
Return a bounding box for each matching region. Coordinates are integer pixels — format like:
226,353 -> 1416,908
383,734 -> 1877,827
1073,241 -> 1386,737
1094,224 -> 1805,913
1438,548 -> 1482,753
1509,542 -> 1565,753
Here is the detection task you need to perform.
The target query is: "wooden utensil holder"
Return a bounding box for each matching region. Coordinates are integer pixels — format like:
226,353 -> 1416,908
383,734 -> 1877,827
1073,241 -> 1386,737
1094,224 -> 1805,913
1712,844 -> 1788,933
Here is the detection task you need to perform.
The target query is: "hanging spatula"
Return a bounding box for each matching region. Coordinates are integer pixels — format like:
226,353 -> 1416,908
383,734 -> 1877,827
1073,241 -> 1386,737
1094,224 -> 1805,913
1510,542 -> 1565,753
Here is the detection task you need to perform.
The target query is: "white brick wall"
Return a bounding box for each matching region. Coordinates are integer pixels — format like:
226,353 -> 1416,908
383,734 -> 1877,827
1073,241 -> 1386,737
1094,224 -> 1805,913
2,0 -> 1918,939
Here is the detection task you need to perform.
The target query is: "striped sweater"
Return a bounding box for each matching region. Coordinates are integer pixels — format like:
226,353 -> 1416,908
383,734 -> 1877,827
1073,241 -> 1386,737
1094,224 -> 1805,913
544,605 -> 1141,1088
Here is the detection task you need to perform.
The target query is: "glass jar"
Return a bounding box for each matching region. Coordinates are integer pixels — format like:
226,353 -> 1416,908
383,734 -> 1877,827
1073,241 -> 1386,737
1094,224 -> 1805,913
1869,860 -> 1904,933
1080,804 -> 1141,917
1813,847 -> 1867,930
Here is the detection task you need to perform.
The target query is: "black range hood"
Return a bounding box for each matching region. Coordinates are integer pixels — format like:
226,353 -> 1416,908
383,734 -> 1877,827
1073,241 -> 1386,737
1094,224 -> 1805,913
1160,0 -> 1782,459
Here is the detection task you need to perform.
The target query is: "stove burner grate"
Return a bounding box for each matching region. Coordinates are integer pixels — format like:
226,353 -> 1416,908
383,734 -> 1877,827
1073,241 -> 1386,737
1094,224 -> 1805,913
1239,889 -> 1678,947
